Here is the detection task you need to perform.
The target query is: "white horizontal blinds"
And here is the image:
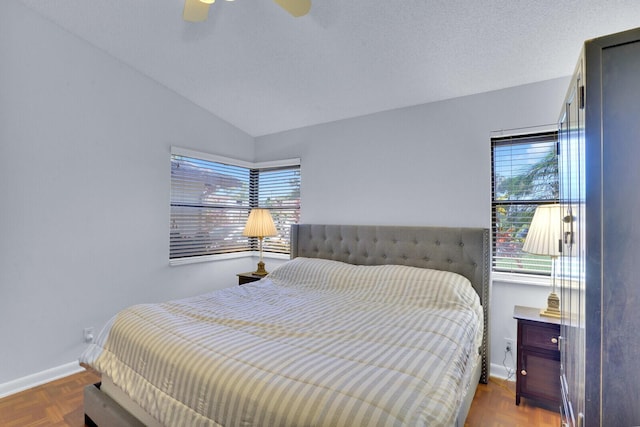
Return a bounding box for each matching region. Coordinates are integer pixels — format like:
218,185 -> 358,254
491,131 -> 558,274
252,165 -> 301,254
170,155 -> 250,259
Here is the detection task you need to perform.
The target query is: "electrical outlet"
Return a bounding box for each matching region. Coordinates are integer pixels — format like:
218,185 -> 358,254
505,338 -> 514,353
83,327 -> 95,344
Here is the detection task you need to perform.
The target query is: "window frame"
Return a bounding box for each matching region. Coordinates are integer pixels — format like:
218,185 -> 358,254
491,130 -> 559,278
170,146 -> 300,266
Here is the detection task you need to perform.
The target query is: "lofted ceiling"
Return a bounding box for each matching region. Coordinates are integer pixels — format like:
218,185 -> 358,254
16,0 -> 640,136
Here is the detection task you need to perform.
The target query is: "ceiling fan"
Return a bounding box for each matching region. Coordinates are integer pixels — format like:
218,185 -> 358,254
183,0 -> 311,22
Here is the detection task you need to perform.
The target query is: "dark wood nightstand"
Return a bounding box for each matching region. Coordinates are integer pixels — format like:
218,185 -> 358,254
513,305 -> 561,408
237,272 -> 264,285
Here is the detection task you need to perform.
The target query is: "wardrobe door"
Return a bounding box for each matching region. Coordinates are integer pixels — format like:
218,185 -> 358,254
600,39 -> 640,427
558,58 -> 585,427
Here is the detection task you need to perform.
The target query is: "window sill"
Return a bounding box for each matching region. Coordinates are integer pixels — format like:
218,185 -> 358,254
170,251 -> 290,266
492,271 -> 583,290
492,271 -> 551,287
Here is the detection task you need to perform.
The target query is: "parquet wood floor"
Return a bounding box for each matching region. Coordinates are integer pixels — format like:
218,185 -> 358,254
0,370 -> 100,427
465,377 -> 561,427
0,372 -> 560,426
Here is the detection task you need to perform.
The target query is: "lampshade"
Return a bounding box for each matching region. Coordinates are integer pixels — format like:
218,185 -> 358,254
522,204 -> 563,257
242,208 -> 277,238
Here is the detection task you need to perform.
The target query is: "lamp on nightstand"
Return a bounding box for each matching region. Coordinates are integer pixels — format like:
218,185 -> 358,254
522,204 -> 563,318
243,208 -> 277,276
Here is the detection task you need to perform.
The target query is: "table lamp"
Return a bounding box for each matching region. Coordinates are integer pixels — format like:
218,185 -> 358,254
242,208 -> 277,276
522,204 -> 563,318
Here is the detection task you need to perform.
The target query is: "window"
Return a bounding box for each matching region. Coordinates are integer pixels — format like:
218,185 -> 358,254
253,166 -> 301,254
491,131 -> 558,275
170,147 -> 300,262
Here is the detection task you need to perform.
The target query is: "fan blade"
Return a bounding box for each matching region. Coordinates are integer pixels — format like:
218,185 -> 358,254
273,0 -> 311,17
183,0 -> 211,22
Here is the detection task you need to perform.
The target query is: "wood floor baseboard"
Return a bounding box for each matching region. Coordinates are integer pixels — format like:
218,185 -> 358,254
0,362 -> 84,399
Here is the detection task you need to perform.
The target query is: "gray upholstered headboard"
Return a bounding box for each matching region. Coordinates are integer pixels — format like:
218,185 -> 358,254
290,224 -> 491,383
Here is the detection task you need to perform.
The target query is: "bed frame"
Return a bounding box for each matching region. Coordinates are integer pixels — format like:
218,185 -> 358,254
84,224 -> 491,427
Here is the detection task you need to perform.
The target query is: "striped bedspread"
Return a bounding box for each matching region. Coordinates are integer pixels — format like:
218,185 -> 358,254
80,257 -> 483,427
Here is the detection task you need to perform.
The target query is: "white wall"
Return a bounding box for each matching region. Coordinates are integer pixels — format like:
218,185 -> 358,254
255,77 -> 570,375
0,1 -> 256,385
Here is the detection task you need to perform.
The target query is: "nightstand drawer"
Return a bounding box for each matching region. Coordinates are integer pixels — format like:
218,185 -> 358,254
521,322 -> 560,352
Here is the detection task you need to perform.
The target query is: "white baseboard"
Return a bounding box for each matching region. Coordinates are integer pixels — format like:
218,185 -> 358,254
490,362 -> 516,382
0,361 -> 83,399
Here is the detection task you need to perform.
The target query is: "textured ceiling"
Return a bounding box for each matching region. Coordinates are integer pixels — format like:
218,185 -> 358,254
16,0 -> 640,136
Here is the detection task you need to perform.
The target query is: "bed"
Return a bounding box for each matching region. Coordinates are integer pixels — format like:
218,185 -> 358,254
81,224 -> 490,427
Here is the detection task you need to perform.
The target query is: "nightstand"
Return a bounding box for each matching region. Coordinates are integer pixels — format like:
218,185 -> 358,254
237,272 -> 264,285
513,305 -> 561,408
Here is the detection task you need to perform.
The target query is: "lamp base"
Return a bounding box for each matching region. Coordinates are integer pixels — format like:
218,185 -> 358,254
252,261 -> 269,276
540,292 -> 561,318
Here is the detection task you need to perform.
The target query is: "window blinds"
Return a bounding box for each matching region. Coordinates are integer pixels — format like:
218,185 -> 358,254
491,131 -> 559,275
170,152 -> 300,260
170,155 -> 251,259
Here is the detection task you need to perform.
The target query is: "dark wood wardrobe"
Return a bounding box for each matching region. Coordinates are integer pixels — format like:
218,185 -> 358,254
558,26 -> 640,427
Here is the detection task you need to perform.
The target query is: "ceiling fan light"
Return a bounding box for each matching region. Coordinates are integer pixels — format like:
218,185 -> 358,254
184,0 -> 211,21
199,0 -> 215,4
273,0 -> 311,17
